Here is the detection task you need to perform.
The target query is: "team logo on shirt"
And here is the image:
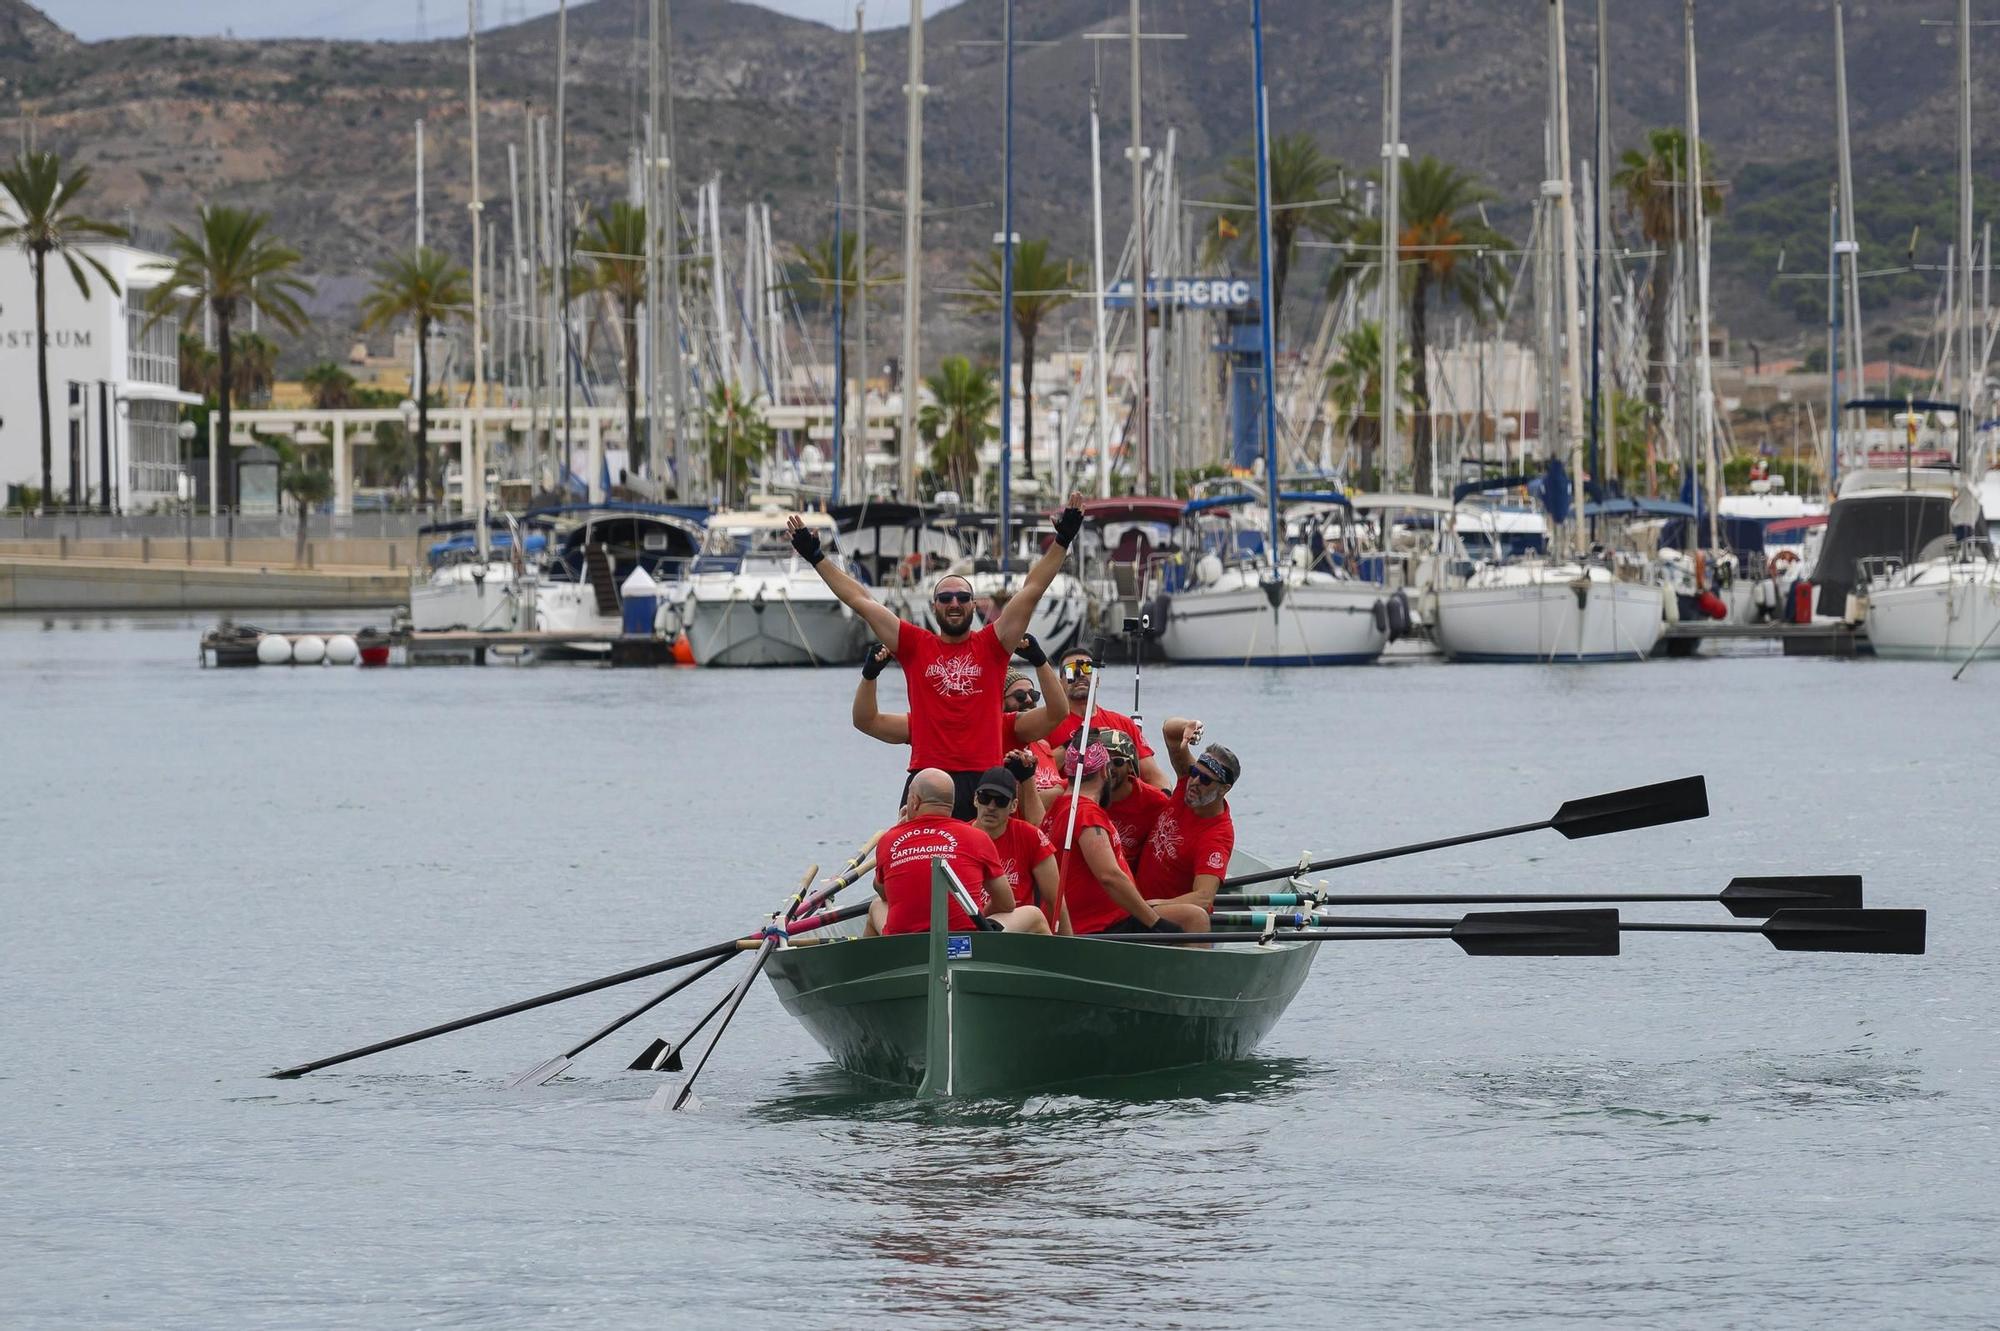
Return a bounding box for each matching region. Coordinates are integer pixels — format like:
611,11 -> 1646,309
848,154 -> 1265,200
1000,857 -> 1019,885
1148,816 -> 1184,864
925,654 -> 984,698
1204,849 -> 1229,871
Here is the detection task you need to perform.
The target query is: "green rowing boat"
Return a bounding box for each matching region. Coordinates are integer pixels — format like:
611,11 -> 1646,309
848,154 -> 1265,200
763,856 -> 1317,1097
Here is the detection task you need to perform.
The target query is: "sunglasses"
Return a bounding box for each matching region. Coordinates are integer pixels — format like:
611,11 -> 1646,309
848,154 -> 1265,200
1006,688 -> 1040,707
1106,755 -> 1132,768
1189,765 -> 1230,786
934,590 -> 974,606
1061,660 -> 1095,679
973,790 -> 1013,808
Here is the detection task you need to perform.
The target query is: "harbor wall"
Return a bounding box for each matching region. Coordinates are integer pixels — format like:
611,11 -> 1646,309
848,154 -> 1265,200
0,548 -> 409,611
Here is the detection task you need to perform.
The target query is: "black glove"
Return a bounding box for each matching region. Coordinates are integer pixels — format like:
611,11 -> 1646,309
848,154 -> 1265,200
975,915 -> 1006,933
860,646 -> 891,680
1003,752 -> 1037,783
1052,502 -> 1084,548
1016,632 -> 1047,667
1147,916 -> 1185,935
789,522 -> 825,565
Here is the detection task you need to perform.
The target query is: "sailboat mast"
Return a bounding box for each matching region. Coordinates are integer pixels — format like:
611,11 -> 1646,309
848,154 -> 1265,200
1834,1 -> 1864,418
1089,77 -> 1114,499
998,0 -> 1017,562
1250,0 -> 1282,558
468,0 -> 488,555
1958,0 -> 1975,464
1551,0 -> 1587,553
853,2 -> 868,504
898,0 -> 925,501
555,0 -> 573,497
1381,0 -> 1403,490
1683,0 -> 1718,550
1593,0 -> 1611,492
1128,0 -> 1151,492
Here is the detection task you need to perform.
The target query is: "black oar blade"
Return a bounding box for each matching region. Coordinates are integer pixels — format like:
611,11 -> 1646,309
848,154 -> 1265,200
628,1039 -> 670,1072
1763,908 -> 1926,955
1719,875 -> 1863,918
1451,909 -> 1621,957
1550,775 -> 1708,840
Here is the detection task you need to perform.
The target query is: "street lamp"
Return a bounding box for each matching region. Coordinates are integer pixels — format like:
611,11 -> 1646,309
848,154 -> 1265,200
178,419 -> 198,562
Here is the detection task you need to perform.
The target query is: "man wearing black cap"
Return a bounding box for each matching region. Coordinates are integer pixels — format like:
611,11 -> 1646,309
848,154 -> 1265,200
1044,645 -> 1169,788
1135,718 -> 1239,916
788,491 -> 1087,816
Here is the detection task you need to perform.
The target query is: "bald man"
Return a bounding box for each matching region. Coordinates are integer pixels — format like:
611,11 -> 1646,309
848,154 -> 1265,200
866,768 -> 1052,937
790,492 -> 1087,816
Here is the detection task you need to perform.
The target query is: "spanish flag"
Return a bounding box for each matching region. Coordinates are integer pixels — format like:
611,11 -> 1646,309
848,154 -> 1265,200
1218,215 -> 1240,241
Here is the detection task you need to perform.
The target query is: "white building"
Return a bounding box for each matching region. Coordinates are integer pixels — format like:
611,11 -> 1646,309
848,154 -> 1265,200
0,242 -> 202,510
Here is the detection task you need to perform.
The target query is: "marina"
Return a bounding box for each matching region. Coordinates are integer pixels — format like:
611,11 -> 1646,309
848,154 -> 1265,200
6,0 -> 2000,1326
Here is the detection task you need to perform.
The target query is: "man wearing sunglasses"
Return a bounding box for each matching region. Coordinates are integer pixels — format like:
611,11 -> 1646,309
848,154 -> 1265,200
1099,729 -> 1170,864
848,646 -> 1068,788
867,768 -> 1052,937
1041,740 -> 1209,937
1044,646 -> 1170,788
789,492 -> 1087,816
1134,721 -> 1238,917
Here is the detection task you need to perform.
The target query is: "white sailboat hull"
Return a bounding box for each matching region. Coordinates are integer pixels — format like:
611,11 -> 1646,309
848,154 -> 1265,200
1865,565 -> 2000,660
1434,575 -> 1663,663
1159,570 -> 1387,666
409,564 -> 528,632
684,577 -> 868,667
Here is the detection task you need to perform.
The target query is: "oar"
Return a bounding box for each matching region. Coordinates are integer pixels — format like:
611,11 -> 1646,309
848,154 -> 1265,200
651,866 -> 817,1113
1222,774 -> 1710,889
788,831 -> 885,921
1199,907 -> 1926,955
270,934 -> 760,1079
1102,908 -> 1622,955
625,900 -> 869,1071
1212,874 -> 1862,919
503,950 -> 738,1089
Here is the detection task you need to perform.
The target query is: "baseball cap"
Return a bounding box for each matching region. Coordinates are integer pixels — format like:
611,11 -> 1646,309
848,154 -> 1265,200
1098,729 -> 1138,763
1194,743 -> 1241,785
974,766 -> 1019,800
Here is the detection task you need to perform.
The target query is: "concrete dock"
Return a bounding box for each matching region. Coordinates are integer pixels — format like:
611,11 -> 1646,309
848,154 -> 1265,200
0,538 -> 411,611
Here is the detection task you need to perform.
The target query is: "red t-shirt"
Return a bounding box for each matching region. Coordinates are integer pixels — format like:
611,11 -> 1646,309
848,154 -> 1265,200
877,814 -> 1003,934
988,816 -> 1056,913
1136,778 -> 1236,902
1048,706 -> 1154,759
1040,793 -> 1134,935
1104,778 -> 1171,863
898,620 -> 1010,772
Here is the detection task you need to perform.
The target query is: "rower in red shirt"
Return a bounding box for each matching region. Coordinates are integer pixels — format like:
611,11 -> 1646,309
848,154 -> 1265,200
1136,720 -> 1239,914
1045,646 -> 1169,788
1098,729 -> 1170,863
967,766 -> 1063,933
789,493 -> 1087,816
868,769 -> 1051,936
1039,740 -> 1209,937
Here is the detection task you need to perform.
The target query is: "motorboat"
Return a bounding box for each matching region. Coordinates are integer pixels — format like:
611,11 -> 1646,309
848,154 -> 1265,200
1864,536 -> 2000,660
407,517 -> 549,633
1157,492 -> 1388,666
528,503 -> 707,655
680,508 -> 870,667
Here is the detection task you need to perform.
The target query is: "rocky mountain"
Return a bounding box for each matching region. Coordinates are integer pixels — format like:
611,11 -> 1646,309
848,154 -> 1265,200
1,0 -> 1988,367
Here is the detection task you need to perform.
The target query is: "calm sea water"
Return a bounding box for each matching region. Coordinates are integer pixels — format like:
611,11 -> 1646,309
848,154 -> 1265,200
2,614 -> 1995,1329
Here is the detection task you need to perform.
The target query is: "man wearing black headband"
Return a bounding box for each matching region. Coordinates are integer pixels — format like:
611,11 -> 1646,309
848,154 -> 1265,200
788,492 -> 1087,816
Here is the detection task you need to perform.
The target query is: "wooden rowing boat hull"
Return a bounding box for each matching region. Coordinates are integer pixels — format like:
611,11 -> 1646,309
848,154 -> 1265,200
764,931 -> 1317,1097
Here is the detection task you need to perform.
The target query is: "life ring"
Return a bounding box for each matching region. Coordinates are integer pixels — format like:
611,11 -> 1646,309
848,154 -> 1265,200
1769,549 -> 1800,577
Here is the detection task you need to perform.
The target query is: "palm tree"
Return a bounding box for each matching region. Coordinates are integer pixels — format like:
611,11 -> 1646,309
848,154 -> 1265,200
302,361 -> 356,410
0,151 -> 128,508
701,381 -> 774,507
229,332 -> 279,407
784,229 -> 895,413
178,332 -> 220,399
144,206 -> 312,510
1202,131 -> 1348,343
1325,322 -> 1415,488
358,246 -> 469,508
574,202 -> 649,471
1612,128 -> 1723,422
1327,156 -> 1510,493
963,239 -> 1077,483
918,356 -> 999,500
272,438 -> 334,566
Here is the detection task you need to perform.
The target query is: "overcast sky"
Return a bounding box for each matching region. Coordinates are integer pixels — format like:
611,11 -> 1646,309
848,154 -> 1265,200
39,1 -> 962,42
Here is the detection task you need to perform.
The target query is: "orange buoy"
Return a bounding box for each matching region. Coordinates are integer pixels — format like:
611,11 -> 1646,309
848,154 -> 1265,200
672,632 -> 695,666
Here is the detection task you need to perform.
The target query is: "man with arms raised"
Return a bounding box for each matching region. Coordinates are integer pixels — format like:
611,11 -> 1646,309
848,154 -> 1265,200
867,768 -> 1051,937
1136,719 -> 1239,916
790,492 -> 1086,816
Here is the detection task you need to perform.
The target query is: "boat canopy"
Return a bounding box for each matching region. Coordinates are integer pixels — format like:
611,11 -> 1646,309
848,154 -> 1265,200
526,501 -> 710,526
1451,473 -> 1538,504
417,514 -> 555,536
828,500 -> 933,531
426,530 -> 548,565
1350,492 -> 1456,514
1584,497 -> 1697,518
1183,490 -> 1351,517
1842,398 -> 1961,414
1077,496 -> 1187,525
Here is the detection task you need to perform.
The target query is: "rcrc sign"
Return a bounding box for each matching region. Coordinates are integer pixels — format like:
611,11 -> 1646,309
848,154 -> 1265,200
1106,277 -> 1254,311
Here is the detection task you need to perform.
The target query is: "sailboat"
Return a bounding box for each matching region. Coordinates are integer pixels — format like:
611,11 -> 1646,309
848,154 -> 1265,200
1156,0 -> 1386,668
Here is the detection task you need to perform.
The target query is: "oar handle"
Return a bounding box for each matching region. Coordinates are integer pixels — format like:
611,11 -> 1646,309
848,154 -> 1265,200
1214,892 -> 1725,909
1095,930 -> 1456,945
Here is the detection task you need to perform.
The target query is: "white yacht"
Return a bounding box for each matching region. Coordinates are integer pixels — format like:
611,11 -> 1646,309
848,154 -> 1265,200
407,519 -> 546,633
528,504 -> 707,656
1865,538 -> 2000,660
1158,492 -> 1387,666
681,509 -> 869,667
1432,558 -> 1665,663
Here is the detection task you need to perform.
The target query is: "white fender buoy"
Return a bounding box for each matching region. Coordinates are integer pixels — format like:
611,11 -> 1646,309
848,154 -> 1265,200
256,634 -> 292,666
324,634 -> 360,665
292,634 -> 327,665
